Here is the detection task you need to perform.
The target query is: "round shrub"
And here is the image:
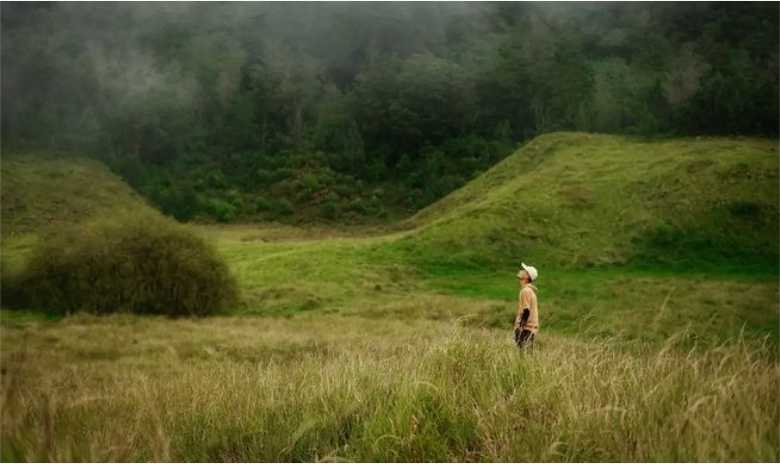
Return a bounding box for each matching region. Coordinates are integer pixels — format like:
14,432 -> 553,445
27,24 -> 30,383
19,212 -> 239,316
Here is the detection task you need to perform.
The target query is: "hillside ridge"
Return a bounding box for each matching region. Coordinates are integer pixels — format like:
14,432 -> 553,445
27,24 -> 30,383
395,132 -> 779,269
1,154 -> 157,236
3,133 -> 778,272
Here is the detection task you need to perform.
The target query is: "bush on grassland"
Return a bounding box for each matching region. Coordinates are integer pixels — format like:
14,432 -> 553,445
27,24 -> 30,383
18,212 -> 239,316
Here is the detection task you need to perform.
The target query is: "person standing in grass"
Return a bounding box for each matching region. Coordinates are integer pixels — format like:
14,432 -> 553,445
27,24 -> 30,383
514,262 -> 539,351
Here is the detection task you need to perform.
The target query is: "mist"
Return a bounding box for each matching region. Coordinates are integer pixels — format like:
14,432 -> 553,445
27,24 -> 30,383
2,1 -> 778,221
1,6 -> 779,459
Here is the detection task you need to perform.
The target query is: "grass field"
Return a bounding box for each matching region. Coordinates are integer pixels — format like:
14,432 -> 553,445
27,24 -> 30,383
1,313 -> 777,461
1,132 -> 778,461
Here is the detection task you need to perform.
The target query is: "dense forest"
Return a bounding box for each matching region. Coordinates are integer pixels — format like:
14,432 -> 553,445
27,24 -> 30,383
2,2 -> 778,223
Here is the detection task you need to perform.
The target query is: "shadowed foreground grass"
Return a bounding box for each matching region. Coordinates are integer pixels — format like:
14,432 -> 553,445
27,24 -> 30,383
1,314 -> 777,462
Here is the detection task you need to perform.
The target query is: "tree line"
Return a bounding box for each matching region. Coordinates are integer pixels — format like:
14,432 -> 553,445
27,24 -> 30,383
3,2 -> 777,222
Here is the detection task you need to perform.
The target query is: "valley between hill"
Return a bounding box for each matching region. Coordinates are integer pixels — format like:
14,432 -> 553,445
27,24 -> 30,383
1,132 -> 777,461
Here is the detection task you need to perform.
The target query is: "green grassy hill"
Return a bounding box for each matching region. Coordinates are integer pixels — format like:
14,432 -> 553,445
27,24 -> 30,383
1,134 -> 778,461
2,134 -> 778,345
0,153 -> 163,281
393,132 -> 779,270
1,153 -> 157,237
4,133 -> 777,272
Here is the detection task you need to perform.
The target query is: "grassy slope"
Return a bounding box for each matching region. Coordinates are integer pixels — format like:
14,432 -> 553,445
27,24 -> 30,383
1,153 -> 156,237
2,134 -> 779,460
0,154 -> 161,280
380,132 -> 780,344
203,132 -> 779,345
2,134 -> 778,345
394,132 -> 779,269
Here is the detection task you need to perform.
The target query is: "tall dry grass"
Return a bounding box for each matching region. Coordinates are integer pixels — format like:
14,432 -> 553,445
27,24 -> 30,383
1,315 -> 777,461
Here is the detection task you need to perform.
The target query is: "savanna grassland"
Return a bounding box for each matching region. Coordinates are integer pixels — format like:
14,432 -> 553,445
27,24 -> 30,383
1,133 -> 778,461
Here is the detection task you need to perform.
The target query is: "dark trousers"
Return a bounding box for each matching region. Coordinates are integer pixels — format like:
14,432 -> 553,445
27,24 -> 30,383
514,328 -> 535,350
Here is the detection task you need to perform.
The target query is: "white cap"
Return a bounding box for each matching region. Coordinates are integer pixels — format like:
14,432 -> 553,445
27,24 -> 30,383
517,262 -> 538,282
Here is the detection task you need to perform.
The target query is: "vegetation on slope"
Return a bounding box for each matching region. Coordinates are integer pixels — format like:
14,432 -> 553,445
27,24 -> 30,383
200,133 -> 779,345
2,3 -> 778,459
1,133 -> 778,461
1,157 -> 238,317
0,154 -> 155,236
390,132 -> 779,270
2,133 -> 777,342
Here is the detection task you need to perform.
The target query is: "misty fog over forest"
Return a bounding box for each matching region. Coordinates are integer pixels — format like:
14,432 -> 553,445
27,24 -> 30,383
2,2 -> 778,223
2,4 -> 779,460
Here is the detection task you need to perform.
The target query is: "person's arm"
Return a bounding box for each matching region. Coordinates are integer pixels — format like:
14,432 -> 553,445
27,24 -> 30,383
516,289 -> 531,329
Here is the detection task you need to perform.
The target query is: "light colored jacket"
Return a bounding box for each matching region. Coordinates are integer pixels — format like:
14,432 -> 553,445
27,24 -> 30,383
515,283 -> 539,334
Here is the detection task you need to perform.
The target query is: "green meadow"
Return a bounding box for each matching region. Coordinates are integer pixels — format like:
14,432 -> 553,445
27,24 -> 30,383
1,133 -> 778,461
